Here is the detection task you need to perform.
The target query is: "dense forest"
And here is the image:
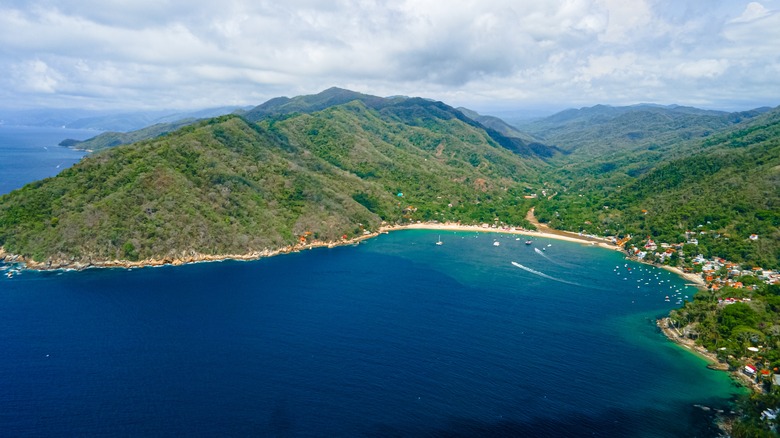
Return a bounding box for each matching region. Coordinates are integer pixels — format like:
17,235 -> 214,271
529,106 -> 780,269
668,282 -> 780,436
0,95 -> 547,266
4,89 -> 778,270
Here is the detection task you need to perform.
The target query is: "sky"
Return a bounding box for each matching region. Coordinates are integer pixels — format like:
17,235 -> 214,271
1,0 -> 779,114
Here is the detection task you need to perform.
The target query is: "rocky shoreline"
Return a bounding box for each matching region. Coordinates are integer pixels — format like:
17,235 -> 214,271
657,317 -> 762,392
1,219 -> 630,273
0,231 -> 382,272
1,221 -> 707,286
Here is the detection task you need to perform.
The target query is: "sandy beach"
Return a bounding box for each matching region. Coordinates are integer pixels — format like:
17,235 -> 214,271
659,265 -> 707,287
3,210 -> 702,294
383,220 -> 622,252
4,221 -> 616,271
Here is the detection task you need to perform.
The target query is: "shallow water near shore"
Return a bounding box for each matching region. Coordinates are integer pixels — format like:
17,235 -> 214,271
1,229 -> 744,436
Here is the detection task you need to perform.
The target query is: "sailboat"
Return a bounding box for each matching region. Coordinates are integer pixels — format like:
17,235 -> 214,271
436,235 -> 443,246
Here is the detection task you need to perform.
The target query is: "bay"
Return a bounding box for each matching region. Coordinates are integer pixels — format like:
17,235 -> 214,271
0,125 -> 93,195
0,230 -> 745,437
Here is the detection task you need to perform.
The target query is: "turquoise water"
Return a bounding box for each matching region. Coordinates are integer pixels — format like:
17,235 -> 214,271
0,229 -> 744,436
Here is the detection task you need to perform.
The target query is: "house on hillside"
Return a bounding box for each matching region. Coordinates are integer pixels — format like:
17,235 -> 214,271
658,248 -> 676,263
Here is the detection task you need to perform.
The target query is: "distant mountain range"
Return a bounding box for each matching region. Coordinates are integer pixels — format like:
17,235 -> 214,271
0,106 -> 249,131
516,103 -> 771,155
0,89 -> 777,268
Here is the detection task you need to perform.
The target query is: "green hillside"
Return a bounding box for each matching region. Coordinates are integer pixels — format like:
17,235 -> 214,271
534,107 -> 780,268
2,89 -> 777,269
517,104 -> 768,155
0,100 -> 543,267
61,119 -> 198,152
517,104 -> 770,191
58,88 -> 559,159
242,87 -> 391,121
245,88 -> 560,159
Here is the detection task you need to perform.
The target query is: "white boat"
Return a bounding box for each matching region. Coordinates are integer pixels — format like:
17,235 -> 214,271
436,235 -> 443,246
493,241 -> 500,246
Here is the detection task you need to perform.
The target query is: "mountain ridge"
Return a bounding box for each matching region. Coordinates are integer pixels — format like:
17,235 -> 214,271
63,88 -> 561,158
533,106 -> 780,267
1,89 -> 777,269
0,97 -> 544,268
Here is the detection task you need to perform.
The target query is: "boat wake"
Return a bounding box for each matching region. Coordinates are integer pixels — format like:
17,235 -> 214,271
511,261 -> 582,287
534,247 -> 553,261
533,247 -> 581,270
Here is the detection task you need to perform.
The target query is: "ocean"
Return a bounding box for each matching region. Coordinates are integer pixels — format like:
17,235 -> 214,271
0,130 -> 745,437
0,125 -> 93,195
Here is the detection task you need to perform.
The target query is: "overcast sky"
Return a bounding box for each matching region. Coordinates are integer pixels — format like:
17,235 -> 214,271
1,0 -> 779,114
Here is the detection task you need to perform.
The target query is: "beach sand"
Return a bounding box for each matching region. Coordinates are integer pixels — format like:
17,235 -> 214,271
660,265 -> 707,287
383,220 -> 621,251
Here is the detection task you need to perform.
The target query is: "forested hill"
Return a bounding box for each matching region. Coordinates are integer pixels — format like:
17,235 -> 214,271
3,88 -> 777,269
534,106 -> 780,268
245,87 -> 559,158
64,88 -> 559,158
0,99 -> 544,267
241,87 -> 390,121
518,104 -> 770,156
61,119 -> 199,152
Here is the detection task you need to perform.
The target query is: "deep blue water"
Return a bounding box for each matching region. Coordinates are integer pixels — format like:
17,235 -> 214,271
0,125 -> 93,195
0,128 -> 744,436
1,231 -> 744,437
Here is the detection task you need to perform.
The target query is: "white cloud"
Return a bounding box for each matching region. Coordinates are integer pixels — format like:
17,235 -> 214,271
730,2 -> 771,22
0,0 -> 778,111
596,0 -> 654,43
13,59 -> 62,93
676,59 -> 730,79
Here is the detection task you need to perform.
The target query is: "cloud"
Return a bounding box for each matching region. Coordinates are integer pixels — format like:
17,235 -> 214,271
731,2 -> 771,22
12,59 -> 62,93
0,0 -> 778,111
675,59 -> 730,79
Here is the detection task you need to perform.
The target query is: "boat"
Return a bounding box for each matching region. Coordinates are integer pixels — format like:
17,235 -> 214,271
493,241 -> 500,246
436,235 -> 443,246
525,240 -> 533,245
